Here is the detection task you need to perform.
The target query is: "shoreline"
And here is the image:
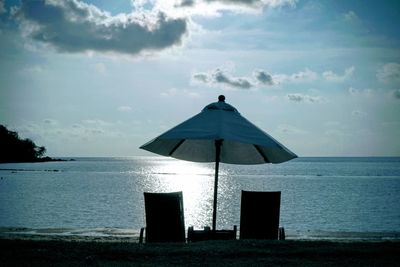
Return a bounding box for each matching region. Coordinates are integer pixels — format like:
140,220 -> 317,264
0,157 -> 74,164
1,227 -> 400,243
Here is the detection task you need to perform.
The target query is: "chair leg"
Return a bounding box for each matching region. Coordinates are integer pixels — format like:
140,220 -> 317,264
187,226 -> 194,242
139,227 -> 145,244
278,227 -> 285,240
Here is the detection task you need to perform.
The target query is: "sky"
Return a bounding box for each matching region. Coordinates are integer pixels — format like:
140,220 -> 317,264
0,0 -> 399,157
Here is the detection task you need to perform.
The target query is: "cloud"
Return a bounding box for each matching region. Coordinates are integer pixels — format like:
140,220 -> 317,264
352,110 -> 367,117
323,66 -> 354,82
117,106 -> 132,112
192,65 -> 323,90
342,10 -> 360,23
9,0 -> 296,57
176,0 -> 196,7
193,67 -> 254,89
287,93 -> 324,103
14,0 -> 188,56
185,90 -> 201,98
253,70 -> 274,85
82,119 -> 112,127
20,65 -> 45,74
213,69 -> 253,89
204,0 -> 297,7
43,119 -> 58,125
348,87 -> 373,98
192,73 -> 209,83
161,88 -> 200,98
161,88 -> 179,97
66,119 -> 128,140
377,63 -> 400,84
164,0 -> 298,17
286,94 -> 305,102
348,87 -> 358,95
274,68 -> 318,84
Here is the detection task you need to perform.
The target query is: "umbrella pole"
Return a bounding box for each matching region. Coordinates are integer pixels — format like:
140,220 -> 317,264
212,139 -> 222,231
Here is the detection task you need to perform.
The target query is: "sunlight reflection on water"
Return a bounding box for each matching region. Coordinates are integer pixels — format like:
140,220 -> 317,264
139,160 -> 216,228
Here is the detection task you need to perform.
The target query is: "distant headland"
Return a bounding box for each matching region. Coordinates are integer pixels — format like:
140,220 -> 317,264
0,124 -> 66,163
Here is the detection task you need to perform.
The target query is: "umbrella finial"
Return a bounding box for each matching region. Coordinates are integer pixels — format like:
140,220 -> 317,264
218,95 -> 225,102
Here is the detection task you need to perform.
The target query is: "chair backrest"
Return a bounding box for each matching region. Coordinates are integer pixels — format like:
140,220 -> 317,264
240,191 -> 281,240
144,191 -> 185,242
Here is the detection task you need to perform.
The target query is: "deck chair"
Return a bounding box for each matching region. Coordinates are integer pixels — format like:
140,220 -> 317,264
140,191 -> 185,243
240,191 -> 284,240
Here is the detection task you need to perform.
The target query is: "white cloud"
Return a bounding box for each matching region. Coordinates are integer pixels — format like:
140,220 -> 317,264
192,73 -> 209,83
194,65 -> 357,91
205,0 -> 297,7
161,88 -> 179,97
82,119 -> 112,127
193,64 -> 323,90
348,87 -> 373,98
43,119 -> 58,125
184,89 -> 201,98
161,88 -> 200,98
9,0 -> 299,57
117,106 -> 133,112
342,10 -> 360,23
323,66 -> 354,82
192,67 -> 254,89
274,68 -> 318,84
158,0 -> 298,17
348,87 -> 357,95
213,69 -> 253,89
20,65 -> 45,74
15,0 -> 188,56
287,93 -> 324,103
67,119 -> 128,140
377,63 -> 400,84
352,110 -> 367,117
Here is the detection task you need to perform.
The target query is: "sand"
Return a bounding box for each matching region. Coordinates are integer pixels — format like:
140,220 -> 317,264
1,233 -> 399,266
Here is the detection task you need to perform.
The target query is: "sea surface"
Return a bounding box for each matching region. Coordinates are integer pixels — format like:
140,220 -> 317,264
1,157 -> 400,240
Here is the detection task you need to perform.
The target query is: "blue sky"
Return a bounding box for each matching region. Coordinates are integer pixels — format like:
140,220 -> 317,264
0,0 -> 399,157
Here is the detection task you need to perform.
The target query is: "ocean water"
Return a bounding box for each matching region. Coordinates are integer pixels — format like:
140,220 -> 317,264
0,157 -> 399,240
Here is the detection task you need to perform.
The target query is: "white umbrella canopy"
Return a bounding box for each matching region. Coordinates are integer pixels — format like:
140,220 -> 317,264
140,96 -> 297,230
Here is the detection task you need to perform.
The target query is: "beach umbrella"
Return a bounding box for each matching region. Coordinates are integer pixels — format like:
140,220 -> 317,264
140,95 -> 297,231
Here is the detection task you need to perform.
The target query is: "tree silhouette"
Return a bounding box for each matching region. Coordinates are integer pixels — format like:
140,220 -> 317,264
0,125 -> 48,163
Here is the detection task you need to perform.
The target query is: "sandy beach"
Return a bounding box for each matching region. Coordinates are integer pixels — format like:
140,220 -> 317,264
1,233 -> 399,266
